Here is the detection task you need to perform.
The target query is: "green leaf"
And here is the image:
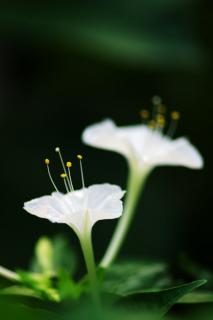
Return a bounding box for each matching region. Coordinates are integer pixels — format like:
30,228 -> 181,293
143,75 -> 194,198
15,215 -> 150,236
179,291 -> 213,304
57,269 -> 84,300
0,297 -> 60,320
117,280 -> 207,316
179,255 -> 213,289
0,285 -> 41,299
2,269 -> 85,303
103,260 -> 172,295
5,235 -> 79,302
17,271 -> 60,302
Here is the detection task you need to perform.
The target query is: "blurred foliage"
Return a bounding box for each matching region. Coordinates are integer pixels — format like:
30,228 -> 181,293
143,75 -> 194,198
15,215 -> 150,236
179,255 -> 213,289
1,235 -> 213,318
2,294 -> 213,320
30,235 -> 77,275
103,260 -> 172,295
116,280 -> 206,317
0,297 -> 59,320
0,235 -> 84,302
0,1 -> 207,70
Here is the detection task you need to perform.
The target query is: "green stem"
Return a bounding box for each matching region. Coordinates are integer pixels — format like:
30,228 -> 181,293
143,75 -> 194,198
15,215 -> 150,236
80,232 -> 101,310
100,164 -> 151,268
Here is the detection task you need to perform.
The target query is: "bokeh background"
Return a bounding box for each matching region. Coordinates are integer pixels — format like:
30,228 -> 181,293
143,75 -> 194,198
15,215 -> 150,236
0,1 -> 212,272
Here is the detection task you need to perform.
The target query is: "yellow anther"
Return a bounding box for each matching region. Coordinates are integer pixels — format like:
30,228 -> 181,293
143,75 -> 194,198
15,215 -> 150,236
157,104 -> 166,113
159,119 -> 166,127
60,173 -> 67,179
158,118 -> 166,127
171,111 -> 180,121
77,154 -> 83,160
140,109 -> 150,119
66,161 -> 72,168
45,158 -> 50,165
156,114 -> 166,127
156,114 -> 164,121
148,120 -> 156,129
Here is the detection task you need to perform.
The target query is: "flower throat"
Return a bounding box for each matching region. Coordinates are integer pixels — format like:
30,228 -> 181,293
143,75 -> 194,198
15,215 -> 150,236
139,96 -> 180,137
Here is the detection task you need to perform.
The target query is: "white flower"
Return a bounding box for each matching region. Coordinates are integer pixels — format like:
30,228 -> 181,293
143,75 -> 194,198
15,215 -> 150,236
81,114 -> 204,268
24,184 -> 125,237
24,150 -> 125,300
82,119 -> 203,171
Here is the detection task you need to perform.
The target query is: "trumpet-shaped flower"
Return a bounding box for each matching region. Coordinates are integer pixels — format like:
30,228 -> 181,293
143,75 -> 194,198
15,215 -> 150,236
82,119 -> 203,172
23,148 -> 124,305
82,106 -> 204,268
24,184 -> 124,237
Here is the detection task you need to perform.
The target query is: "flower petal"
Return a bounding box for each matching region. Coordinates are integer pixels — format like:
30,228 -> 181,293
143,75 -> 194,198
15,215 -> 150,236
23,192 -> 70,224
147,137 -> 204,169
82,119 -> 203,170
86,183 -> 125,227
82,119 -> 134,160
24,184 -> 125,235
24,191 -> 87,233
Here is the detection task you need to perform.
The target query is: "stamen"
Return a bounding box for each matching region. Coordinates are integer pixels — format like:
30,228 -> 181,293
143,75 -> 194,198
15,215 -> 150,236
55,147 -> 72,191
148,119 -> 156,129
60,173 -> 69,193
156,114 -> 166,129
167,111 -> 180,137
44,159 -> 59,192
55,147 -> 67,172
157,104 -> 166,114
66,161 -> 74,191
152,95 -> 162,106
77,154 -> 85,188
139,109 -> 150,121
151,95 -> 162,120
45,158 -> 50,165
171,111 -> 180,121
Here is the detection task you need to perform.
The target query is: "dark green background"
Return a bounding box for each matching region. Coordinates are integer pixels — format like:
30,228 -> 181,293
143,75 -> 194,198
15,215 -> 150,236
0,1 -> 212,271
